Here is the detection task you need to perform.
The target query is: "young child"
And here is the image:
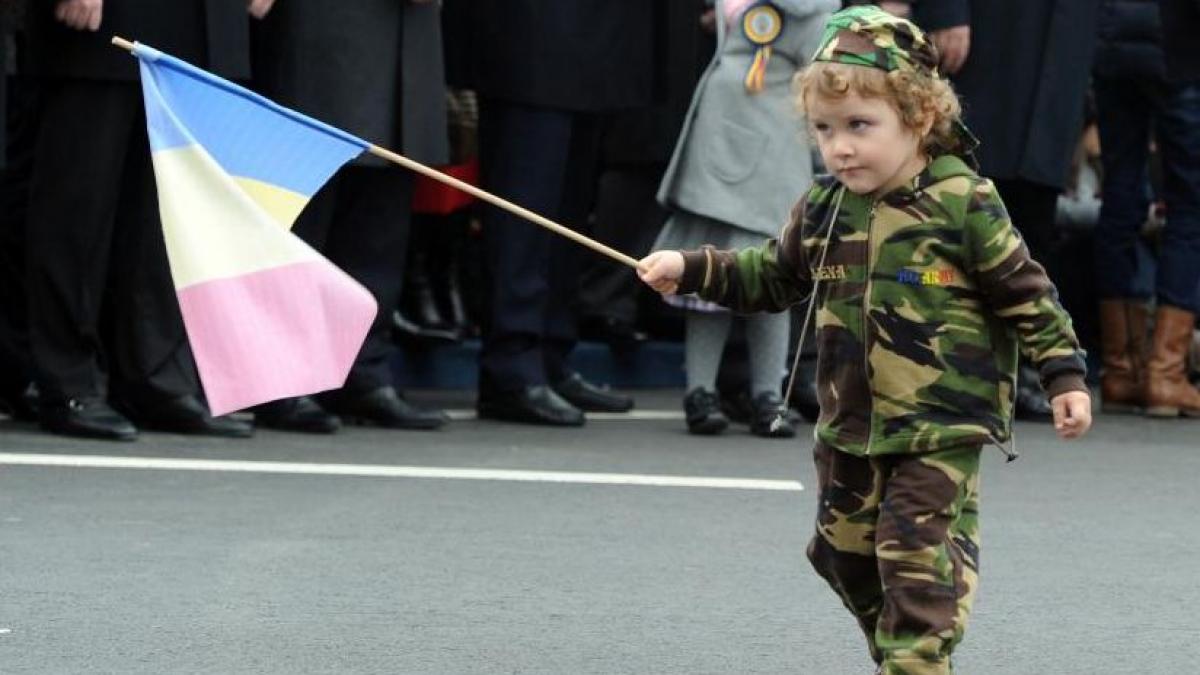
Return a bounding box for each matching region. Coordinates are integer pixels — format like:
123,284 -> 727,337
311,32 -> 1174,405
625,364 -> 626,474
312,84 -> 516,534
653,0 -> 836,438
638,6 -> 1092,674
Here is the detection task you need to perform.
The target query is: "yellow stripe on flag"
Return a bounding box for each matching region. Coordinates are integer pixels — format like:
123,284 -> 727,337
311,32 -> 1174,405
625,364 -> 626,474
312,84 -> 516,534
233,176 -> 311,229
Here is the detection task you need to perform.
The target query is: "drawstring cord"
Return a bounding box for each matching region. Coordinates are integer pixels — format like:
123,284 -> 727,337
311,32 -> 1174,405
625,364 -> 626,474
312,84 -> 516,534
771,187 -> 844,434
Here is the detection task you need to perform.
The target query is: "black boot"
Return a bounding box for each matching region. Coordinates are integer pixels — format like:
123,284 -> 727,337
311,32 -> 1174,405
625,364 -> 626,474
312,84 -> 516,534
40,397 -> 138,441
749,392 -> 797,439
396,230 -> 459,345
254,396 -> 341,434
684,388 -> 728,435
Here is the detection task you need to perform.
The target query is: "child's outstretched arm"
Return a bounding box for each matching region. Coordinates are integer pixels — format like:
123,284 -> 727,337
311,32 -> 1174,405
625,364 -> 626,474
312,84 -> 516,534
637,200 -> 813,313
966,180 -> 1093,440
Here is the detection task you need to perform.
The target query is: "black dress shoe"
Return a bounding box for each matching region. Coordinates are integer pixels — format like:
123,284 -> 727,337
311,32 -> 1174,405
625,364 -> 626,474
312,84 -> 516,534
477,385 -> 585,427
684,388 -> 728,435
123,394 -> 254,438
552,372 -> 634,413
40,397 -> 138,441
1014,365 -> 1053,422
323,386 -> 448,430
254,396 -> 340,434
749,392 -> 797,439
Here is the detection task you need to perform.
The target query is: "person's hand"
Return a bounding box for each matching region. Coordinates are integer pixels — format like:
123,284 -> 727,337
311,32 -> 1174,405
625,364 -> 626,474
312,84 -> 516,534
247,0 -> 275,19
54,0 -> 103,31
930,25 -> 970,74
699,8 -> 716,34
1051,390 -> 1092,440
879,1 -> 911,18
638,251 -> 686,296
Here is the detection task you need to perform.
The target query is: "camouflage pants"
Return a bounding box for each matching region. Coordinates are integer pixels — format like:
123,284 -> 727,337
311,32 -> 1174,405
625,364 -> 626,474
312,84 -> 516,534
806,442 -> 981,675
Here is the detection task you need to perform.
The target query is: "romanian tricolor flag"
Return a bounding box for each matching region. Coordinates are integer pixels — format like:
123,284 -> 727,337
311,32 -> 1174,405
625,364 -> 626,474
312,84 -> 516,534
133,43 -> 377,416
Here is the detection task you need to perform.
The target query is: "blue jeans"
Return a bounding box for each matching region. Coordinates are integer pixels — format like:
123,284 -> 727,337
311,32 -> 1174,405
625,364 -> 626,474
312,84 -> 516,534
1094,76 -> 1200,313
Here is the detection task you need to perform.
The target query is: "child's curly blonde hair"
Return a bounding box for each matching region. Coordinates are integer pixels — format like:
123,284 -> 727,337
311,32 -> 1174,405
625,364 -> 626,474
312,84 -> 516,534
793,61 -> 966,157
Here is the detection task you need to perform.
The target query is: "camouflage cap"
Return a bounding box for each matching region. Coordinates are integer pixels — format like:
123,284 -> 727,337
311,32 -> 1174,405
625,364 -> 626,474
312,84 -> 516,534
810,5 -> 980,163
812,5 -> 939,76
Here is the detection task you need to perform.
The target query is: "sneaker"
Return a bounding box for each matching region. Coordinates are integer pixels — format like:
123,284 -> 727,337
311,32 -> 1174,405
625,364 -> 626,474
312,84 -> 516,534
749,392 -> 796,438
683,387 -> 728,435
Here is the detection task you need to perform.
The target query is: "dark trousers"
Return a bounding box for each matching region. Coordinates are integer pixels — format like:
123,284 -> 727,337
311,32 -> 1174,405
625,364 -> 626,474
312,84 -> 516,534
478,100 -> 603,390
26,79 -> 195,403
0,72 -> 38,398
1094,76 -> 1200,313
807,442 -> 981,670
291,164 -> 412,393
578,164 -> 667,326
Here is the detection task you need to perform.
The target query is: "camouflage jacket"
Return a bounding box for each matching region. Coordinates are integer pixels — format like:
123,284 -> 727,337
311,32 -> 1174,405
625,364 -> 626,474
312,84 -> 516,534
677,155 -> 1087,456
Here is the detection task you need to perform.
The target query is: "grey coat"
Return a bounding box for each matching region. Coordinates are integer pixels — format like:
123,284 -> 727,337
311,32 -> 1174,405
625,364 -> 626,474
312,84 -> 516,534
657,0 -> 837,237
252,0 -> 448,166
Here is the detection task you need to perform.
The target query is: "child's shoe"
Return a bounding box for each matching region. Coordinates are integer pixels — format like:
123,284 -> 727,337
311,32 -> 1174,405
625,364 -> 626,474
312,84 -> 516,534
684,388 -> 728,435
749,392 -> 797,438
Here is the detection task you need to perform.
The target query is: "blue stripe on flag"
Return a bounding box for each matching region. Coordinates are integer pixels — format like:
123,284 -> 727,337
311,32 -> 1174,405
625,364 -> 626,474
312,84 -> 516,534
135,43 -> 368,197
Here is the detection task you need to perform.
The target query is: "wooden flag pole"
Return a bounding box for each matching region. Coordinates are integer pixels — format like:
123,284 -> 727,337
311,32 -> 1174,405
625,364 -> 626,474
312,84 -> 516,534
111,35 -> 640,270
365,145 -> 640,269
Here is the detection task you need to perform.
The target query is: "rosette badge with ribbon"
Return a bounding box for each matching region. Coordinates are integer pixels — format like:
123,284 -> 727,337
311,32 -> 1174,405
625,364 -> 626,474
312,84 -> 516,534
742,2 -> 783,94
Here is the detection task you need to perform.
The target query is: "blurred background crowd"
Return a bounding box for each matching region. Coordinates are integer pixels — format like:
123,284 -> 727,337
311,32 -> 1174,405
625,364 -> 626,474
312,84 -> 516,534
2,0 -> 1199,443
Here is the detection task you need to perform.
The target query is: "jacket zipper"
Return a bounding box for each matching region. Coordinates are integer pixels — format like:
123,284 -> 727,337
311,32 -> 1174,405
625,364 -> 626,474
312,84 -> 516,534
863,200 -> 877,455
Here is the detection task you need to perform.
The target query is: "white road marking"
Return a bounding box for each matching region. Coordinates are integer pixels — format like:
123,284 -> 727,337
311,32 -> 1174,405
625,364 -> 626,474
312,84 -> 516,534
444,409 -> 684,421
0,453 -> 802,492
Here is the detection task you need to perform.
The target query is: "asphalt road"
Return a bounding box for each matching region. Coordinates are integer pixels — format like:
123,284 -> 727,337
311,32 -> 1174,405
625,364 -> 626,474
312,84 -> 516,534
1,391 -> 1197,674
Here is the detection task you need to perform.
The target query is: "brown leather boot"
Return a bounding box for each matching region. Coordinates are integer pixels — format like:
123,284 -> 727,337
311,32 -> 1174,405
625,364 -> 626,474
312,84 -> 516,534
1144,305 -> 1200,418
1099,300 -> 1148,413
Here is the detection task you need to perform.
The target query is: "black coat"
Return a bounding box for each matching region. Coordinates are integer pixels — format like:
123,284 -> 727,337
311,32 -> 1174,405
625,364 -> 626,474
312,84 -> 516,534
252,1 -> 448,165
1095,0 -> 1164,81
914,0 -> 1099,189
31,0 -> 250,81
462,0 -> 655,112
1159,0 -> 1200,81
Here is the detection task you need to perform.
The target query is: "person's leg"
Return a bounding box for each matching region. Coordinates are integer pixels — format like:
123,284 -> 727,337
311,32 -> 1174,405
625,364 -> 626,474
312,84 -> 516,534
683,310 -> 732,434
313,166 -> 446,430
478,100 -> 572,392
874,445 -> 982,674
1143,80 -> 1200,417
806,442 -> 887,666
26,80 -> 135,403
540,112 -> 635,413
324,166 -> 413,394
745,310 -> 794,437
1152,82 -> 1200,313
1093,76 -> 1155,412
25,80 -> 140,440
476,100 -> 583,425
578,164 -> 665,348
1094,77 -> 1153,302
107,109 -> 198,404
0,68 -> 39,418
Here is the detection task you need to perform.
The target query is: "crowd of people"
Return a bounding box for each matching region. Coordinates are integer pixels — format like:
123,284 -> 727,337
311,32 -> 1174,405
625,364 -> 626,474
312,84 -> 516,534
1,0 -> 1199,444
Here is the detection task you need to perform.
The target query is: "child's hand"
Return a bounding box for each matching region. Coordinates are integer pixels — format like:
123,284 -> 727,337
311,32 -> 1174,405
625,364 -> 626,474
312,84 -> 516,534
638,251 -> 685,296
1051,390 -> 1092,440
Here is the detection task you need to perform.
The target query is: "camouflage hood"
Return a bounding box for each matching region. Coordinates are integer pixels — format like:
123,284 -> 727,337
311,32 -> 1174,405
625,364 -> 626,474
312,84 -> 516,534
677,155 -> 1087,456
